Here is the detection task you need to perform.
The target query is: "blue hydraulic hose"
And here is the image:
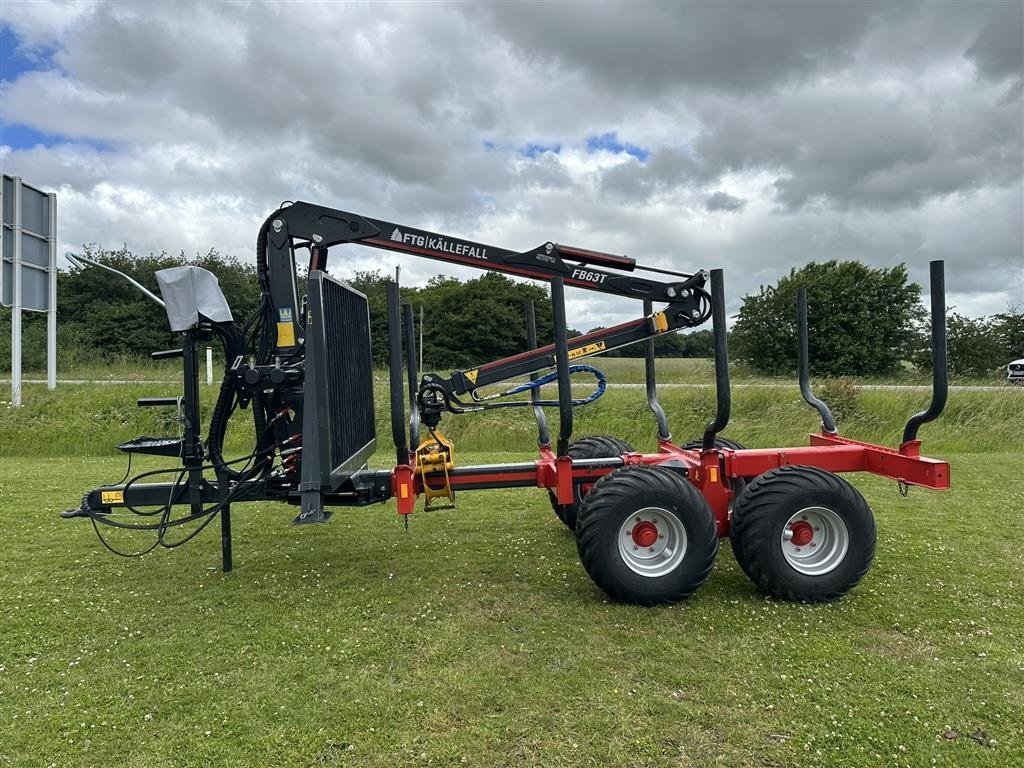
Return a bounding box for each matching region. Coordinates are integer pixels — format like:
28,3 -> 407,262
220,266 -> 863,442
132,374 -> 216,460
500,364 -> 607,406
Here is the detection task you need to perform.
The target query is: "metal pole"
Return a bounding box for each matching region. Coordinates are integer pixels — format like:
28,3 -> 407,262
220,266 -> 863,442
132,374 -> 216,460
386,281 -> 408,465
220,503 -> 233,573
797,287 -> 838,434
47,192 -> 57,390
551,278 -> 573,456
701,269 -> 731,449
11,176 -> 22,407
902,261 -> 948,444
206,346 -> 213,385
403,304 -> 421,449
419,305 -> 423,373
643,299 -> 671,441
525,300 -> 551,447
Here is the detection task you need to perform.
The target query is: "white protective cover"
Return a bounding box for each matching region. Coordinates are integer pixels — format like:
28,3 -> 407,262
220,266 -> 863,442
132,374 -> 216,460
155,266 -> 233,331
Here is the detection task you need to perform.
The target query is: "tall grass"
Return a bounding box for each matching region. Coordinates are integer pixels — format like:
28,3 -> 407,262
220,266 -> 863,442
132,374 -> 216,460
2,372 -> 1020,459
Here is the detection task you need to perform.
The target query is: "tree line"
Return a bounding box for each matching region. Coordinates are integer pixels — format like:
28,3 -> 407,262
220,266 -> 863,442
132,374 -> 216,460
1,248 -> 1019,378
730,261 -> 1022,378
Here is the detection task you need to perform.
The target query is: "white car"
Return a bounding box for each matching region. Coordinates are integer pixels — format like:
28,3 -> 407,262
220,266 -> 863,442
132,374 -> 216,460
1009,358 -> 1024,385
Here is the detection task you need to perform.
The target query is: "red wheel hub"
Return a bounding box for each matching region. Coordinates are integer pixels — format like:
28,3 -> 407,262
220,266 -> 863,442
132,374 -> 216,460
789,520 -> 814,547
631,521 -> 659,548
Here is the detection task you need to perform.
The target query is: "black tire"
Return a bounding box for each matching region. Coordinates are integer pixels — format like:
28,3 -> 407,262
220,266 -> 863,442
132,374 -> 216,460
729,466 -> 876,602
548,435 -> 635,531
682,437 -> 749,506
682,437 -> 746,452
576,465 -> 718,605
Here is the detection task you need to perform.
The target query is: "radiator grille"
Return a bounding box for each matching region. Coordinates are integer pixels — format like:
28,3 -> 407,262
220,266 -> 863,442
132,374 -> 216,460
317,275 -> 376,474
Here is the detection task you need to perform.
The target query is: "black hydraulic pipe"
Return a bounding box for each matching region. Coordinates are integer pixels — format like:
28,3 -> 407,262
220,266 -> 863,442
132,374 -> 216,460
643,299 -> 671,441
525,300 -> 552,447
403,304 -> 421,449
386,282 -> 408,465
702,269 -> 731,450
797,287 -> 838,435
551,278 -> 573,456
903,260 -> 948,443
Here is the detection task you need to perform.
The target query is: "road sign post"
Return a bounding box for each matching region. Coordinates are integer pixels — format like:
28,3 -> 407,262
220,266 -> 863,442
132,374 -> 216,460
2,174 -> 58,406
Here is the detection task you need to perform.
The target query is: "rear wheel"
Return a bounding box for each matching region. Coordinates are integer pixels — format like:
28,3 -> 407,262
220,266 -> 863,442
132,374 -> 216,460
729,466 -> 875,602
576,465 -> 718,605
548,435 -> 634,531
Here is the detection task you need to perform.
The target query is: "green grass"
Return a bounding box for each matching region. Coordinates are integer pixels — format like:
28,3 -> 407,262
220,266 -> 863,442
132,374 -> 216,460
1,367 -> 1023,766
1,454 -> 1021,767
13,354 -> 1013,386
2,373 -> 1021,458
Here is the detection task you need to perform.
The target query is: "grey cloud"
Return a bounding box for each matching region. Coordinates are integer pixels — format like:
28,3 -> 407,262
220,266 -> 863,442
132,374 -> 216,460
2,0 -> 1020,334
704,191 -> 746,212
466,1 -> 885,95
18,2 -> 511,210
965,2 -> 1024,81
689,72 -> 1022,211
600,148 -> 698,202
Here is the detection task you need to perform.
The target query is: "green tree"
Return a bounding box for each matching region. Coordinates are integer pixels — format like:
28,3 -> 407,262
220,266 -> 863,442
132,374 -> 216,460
347,270 -> 556,371
415,271 -> 554,370
919,308 -> 1024,377
50,246 -> 261,361
589,328 -> 714,358
731,261 -> 921,376
991,310 -> 1024,362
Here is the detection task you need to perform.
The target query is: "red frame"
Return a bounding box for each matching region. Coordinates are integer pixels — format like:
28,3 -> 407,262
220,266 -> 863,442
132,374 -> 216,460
391,435 -> 950,536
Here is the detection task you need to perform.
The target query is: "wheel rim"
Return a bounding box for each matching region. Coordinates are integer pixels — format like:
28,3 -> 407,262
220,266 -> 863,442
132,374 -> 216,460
780,506 -> 849,576
617,507 -> 687,577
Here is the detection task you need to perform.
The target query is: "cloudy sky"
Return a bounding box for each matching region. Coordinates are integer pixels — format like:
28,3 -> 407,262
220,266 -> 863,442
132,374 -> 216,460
2,0 -> 1022,332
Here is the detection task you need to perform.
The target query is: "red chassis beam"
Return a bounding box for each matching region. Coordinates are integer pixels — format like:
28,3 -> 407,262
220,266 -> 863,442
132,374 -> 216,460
391,436 -> 950,535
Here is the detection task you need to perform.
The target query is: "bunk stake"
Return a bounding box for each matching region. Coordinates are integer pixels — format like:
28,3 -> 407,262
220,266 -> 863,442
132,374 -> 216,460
702,269 -> 731,450
902,260 -> 948,445
797,287 -> 838,434
403,303 -> 421,449
524,300 -> 552,447
643,299 -> 671,442
551,278 -> 573,456
387,281 -> 409,466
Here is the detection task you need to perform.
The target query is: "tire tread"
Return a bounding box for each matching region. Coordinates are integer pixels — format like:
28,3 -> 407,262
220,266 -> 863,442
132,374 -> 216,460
730,465 -> 875,602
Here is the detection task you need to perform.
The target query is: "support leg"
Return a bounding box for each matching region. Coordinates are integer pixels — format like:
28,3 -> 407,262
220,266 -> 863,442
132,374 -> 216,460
220,504 -> 233,573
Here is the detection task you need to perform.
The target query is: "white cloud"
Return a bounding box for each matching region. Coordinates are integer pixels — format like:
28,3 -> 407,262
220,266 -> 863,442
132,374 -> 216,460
1,0 -> 1020,338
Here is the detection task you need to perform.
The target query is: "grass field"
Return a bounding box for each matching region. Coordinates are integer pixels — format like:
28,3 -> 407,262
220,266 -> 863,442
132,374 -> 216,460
1,362 -> 1022,767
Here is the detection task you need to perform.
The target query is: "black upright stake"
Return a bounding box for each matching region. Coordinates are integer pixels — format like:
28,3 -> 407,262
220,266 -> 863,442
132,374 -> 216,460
403,304 -> 421,449
643,299 -> 671,441
797,287 -> 838,435
702,269 -> 731,450
387,282 -> 408,465
525,300 -> 551,447
903,260 -> 948,443
551,278 -> 573,456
